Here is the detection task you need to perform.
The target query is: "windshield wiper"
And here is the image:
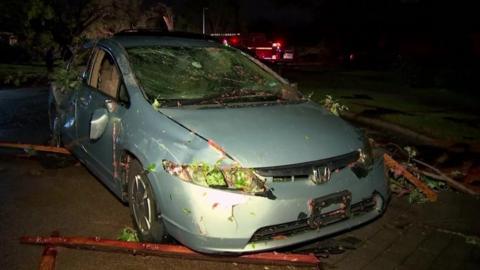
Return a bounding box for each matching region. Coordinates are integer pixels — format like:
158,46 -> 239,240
153,89 -> 296,107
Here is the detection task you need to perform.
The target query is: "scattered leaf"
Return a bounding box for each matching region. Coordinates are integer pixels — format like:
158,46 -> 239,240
320,94 -> 348,116
152,99 -> 162,111
117,227 -> 139,242
23,147 -> 37,157
183,208 -> 191,215
191,61 -> 202,68
146,163 -> 156,173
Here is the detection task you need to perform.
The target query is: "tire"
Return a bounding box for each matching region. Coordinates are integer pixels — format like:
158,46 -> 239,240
128,159 -> 167,242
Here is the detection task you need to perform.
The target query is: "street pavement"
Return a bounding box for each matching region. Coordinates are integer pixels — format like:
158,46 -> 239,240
0,87 -> 50,144
0,88 -> 479,269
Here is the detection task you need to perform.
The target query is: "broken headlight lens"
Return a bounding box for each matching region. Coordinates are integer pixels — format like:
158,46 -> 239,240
162,160 -> 266,193
351,139 -> 374,178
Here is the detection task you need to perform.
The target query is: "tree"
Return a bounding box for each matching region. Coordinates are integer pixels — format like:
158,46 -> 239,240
0,0 -> 174,59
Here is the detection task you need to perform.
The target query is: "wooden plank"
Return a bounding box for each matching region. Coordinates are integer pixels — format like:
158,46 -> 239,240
20,236 -> 320,266
0,142 -> 70,155
39,247 -> 57,270
383,153 -> 438,202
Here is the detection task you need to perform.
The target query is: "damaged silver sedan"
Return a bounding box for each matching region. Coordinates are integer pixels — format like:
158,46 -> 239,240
49,31 -> 389,254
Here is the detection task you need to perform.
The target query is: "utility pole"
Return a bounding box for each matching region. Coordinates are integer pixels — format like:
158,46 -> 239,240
202,7 -> 208,34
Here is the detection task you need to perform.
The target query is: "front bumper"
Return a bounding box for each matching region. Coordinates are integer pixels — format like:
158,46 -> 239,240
152,158 -> 389,254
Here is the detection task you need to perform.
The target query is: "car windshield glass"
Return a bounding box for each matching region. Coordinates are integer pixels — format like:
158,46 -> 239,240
126,46 -> 287,103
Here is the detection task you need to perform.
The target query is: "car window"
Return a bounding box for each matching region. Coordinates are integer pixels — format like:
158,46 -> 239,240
88,49 -> 121,98
126,46 -> 286,102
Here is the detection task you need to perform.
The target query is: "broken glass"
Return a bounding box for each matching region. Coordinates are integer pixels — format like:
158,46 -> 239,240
126,46 -> 285,104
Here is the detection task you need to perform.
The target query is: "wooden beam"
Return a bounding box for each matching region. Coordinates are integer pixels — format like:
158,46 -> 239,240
20,236 -> 320,266
0,142 -> 70,155
39,247 -> 57,270
384,153 -> 438,202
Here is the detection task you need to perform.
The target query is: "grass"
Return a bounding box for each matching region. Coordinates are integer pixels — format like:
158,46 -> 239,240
284,69 -> 480,144
0,63 -> 49,87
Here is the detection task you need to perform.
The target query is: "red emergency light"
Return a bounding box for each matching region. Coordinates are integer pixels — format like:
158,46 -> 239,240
272,41 -> 282,48
229,36 -> 240,45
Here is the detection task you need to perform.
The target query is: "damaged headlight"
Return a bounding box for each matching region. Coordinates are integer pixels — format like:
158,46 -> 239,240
162,160 -> 267,194
352,139 -> 374,178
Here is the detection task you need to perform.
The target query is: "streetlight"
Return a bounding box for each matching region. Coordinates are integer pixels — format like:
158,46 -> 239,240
202,7 -> 208,34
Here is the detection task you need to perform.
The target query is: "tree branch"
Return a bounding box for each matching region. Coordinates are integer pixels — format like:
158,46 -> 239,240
412,158 -> 479,195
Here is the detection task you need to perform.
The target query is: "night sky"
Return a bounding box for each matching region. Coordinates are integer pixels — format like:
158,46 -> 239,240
164,0 -> 479,46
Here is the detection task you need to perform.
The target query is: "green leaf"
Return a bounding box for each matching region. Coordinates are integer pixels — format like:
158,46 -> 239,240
117,227 -> 139,242
407,189 -> 427,204
146,163 -> 156,173
191,61 -> 202,68
152,99 -> 162,110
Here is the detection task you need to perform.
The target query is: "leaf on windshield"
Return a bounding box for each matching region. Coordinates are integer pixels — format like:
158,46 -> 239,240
152,99 -> 162,111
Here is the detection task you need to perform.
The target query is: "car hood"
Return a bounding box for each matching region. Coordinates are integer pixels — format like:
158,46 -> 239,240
159,102 -> 363,168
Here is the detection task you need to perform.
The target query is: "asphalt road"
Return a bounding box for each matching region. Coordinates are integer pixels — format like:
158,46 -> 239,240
1,87 -> 479,270
0,87 -> 51,144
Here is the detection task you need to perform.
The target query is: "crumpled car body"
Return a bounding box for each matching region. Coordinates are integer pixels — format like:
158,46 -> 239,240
50,31 -> 389,254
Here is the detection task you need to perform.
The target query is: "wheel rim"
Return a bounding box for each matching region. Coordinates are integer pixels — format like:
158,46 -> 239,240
131,174 -> 153,234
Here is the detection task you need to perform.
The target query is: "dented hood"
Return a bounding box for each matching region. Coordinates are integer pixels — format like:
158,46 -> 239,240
159,102 -> 363,168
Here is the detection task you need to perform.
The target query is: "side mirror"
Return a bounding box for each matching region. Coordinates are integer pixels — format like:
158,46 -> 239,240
90,108 -> 109,140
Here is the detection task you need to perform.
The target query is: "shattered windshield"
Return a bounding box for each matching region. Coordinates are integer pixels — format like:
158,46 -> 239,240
126,46 -> 289,104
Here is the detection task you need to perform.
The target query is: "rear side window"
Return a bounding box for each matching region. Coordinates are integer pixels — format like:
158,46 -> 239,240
87,49 -> 121,98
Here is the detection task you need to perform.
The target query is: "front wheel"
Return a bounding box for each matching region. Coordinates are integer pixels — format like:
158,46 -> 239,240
128,159 -> 167,242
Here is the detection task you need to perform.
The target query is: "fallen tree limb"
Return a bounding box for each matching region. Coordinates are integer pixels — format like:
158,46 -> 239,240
0,142 -> 70,155
20,236 -> 320,266
413,158 -> 479,196
383,153 -> 438,202
341,112 -> 480,153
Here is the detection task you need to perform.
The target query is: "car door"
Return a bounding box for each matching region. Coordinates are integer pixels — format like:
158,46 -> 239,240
76,47 -> 129,191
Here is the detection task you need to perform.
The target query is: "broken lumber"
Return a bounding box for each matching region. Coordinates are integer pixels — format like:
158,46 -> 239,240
20,236 -> 320,266
383,153 -> 438,202
0,142 -> 70,155
412,158 -> 479,196
39,247 -> 57,270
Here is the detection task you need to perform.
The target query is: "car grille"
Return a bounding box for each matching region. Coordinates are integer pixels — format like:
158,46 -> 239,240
248,196 -> 377,243
254,151 -> 360,180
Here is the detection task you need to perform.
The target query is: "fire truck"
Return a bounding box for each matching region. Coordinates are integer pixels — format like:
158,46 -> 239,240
210,32 -> 294,63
